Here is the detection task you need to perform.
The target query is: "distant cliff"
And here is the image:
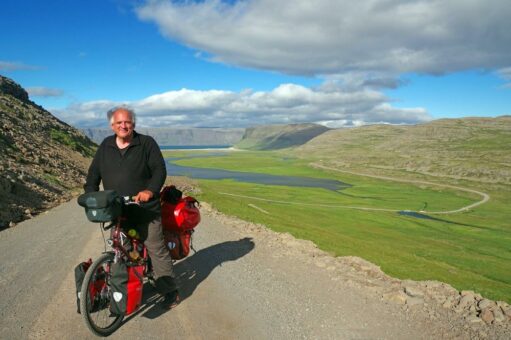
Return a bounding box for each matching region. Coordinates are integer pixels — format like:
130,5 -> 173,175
236,123 -> 330,150
0,75 -> 96,229
82,127 -> 245,146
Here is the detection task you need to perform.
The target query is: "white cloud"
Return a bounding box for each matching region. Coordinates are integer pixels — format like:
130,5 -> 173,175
497,67 -> 511,88
27,87 -> 64,97
52,100 -> 121,128
136,0 -> 511,76
51,82 -> 431,128
0,60 -> 39,71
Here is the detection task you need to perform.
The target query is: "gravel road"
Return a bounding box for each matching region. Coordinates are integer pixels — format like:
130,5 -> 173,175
1,199 -> 509,339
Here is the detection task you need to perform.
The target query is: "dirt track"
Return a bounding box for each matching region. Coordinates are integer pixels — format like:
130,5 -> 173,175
216,163 -> 490,216
311,163 -> 490,214
0,200 -> 509,339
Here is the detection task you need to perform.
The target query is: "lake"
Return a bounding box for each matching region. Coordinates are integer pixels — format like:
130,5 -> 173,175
165,157 -> 350,191
160,145 -> 232,150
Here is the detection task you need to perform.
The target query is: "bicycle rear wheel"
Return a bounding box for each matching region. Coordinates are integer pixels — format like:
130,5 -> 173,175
80,252 -> 124,336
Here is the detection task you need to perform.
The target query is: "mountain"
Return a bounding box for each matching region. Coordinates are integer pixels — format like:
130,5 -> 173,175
236,123 -> 330,150
0,75 -> 96,229
82,127 -> 245,146
294,117 -> 511,185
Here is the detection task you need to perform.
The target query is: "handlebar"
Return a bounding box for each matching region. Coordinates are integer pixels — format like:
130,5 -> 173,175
102,196 -> 138,230
122,196 -> 140,206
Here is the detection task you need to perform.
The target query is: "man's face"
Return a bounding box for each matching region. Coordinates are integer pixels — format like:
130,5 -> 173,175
111,110 -> 134,139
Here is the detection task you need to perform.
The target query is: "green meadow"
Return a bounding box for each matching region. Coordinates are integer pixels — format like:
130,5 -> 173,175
164,150 -> 511,303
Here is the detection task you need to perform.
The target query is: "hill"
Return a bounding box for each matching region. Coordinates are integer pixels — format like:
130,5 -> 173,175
0,75 -> 96,229
82,127 -> 245,146
236,123 -> 329,150
294,117 -> 511,185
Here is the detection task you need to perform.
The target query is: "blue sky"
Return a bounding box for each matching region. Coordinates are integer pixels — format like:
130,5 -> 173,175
1,0 -> 510,128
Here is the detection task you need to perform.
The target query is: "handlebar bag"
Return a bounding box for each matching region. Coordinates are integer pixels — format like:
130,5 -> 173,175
77,190 -> 122,223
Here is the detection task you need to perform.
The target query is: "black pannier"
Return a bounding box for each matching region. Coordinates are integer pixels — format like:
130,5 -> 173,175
78,190 -> 122,223
74,258 -> 92,313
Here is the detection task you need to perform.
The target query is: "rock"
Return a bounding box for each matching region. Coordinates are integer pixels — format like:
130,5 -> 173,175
466,314 -> 483,324
492,308 -> 506,323
315,261 -> 327,268
478,331 -> 488,338
461,290 -> 475,296
406,296 -> 424,307
480,308 -> 495,324
431,294 -> 446,303
382,291 -> 407,305
442,297 -> 455,309
424,281 -> 442,289
478,299 -> 494,310
0,76 -> 96,228
0,177 -> 14,193
9,221 -> 16,228
457,294 -> 475,310
404,286 -> 424,298
0,75 -> 29,101
496,301 -> 508,308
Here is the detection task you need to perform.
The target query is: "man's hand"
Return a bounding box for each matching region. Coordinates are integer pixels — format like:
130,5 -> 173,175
134,190 -> 154,203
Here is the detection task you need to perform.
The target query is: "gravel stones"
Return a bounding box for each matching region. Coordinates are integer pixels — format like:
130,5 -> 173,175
1,76 -> 95,228
481,308 -> 495,324
200,201 -> 511,337
382,291 -> 408,305
457,294 -> 476,310
404,285 -> 424,298
479,299 -> 495,310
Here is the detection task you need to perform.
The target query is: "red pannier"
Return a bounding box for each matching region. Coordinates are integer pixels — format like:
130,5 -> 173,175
109,262 -> 144,316
125,265 -> 144,315
161,186 -> 201,232
160,185 -> 200,260
163,230 -> 193,260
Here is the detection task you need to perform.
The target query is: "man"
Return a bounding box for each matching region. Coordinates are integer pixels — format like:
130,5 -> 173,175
84,106 -> 179,309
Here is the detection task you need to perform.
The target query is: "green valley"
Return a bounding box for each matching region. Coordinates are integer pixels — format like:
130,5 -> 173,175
163,117 -> 511,303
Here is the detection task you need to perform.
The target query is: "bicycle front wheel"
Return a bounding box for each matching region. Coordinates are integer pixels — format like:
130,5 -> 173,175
80,252 -> 124,336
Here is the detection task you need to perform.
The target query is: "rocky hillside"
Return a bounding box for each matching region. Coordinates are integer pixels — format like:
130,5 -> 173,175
0,75 -> 96,229
236,123 -> 329,150
83,127 -> 245,146
295,117 -> 511,185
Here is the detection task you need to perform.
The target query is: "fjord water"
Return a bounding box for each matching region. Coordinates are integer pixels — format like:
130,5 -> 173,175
165,157 -> 350,191
160,145 -> 232,150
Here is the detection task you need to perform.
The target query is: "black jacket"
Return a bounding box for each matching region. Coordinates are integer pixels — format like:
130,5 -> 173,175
84,131 -> 166,217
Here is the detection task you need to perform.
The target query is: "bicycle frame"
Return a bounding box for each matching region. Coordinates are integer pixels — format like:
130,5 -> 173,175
101,215 -> 150,271
80,195 -> 155,336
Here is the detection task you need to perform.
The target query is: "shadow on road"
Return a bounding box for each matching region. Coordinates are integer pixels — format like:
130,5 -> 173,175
125,237 -> 255,321
175,237 -> 255,299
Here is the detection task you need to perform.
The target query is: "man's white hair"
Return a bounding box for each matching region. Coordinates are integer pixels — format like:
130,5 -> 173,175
107,105 -> 136,125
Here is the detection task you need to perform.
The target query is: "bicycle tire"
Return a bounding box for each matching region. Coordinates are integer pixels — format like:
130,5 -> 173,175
80,252 -> 124,336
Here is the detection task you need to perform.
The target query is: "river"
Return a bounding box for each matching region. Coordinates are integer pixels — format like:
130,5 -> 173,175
165,156 -> 350,191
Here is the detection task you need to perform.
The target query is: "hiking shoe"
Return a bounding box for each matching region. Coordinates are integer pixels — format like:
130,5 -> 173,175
161,290 -> 180,309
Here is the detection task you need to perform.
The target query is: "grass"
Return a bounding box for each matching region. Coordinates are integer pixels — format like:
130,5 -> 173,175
50,128 -> 96,157
42,172 -> 64,188
163,149 -> 511,303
